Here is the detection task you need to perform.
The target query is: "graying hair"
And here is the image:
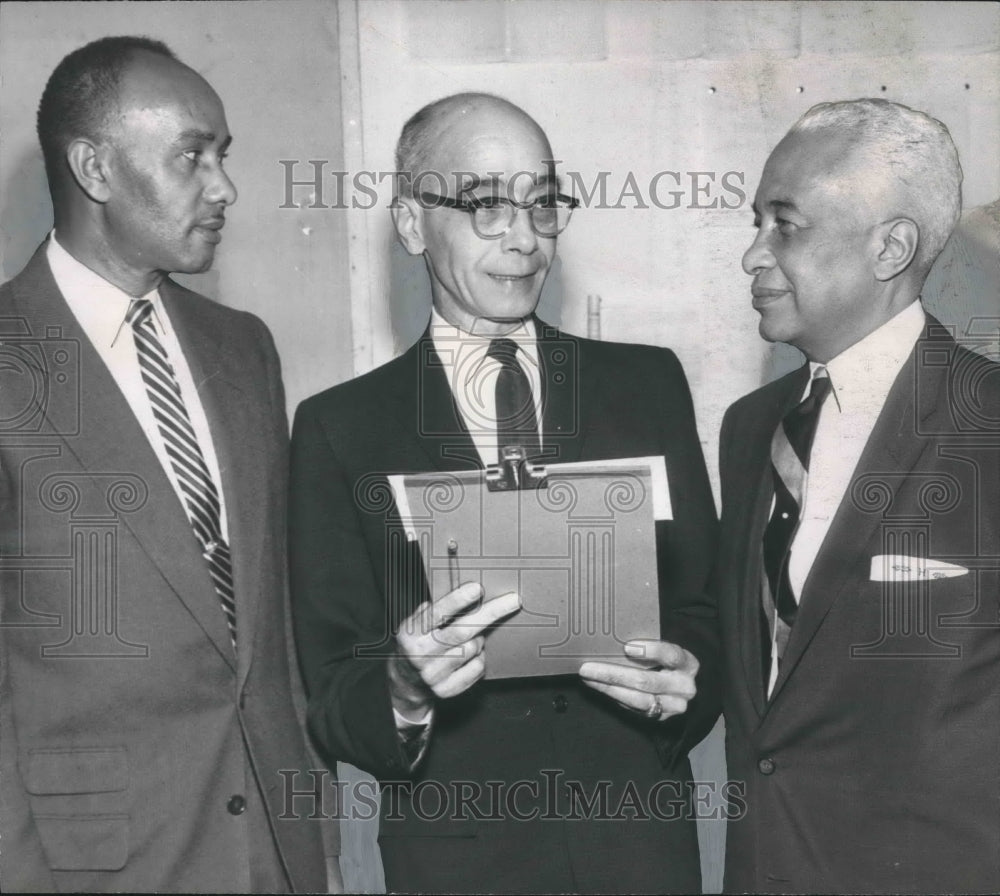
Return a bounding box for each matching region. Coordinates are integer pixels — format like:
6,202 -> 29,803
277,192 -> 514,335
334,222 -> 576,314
394,92 -> 547,195
790,98 -> 962,273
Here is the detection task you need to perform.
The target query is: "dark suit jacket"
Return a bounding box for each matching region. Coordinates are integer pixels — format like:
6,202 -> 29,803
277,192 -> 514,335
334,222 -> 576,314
0,244 -> 329,892
717,317 -> 1000,894
290,322 -> 720,894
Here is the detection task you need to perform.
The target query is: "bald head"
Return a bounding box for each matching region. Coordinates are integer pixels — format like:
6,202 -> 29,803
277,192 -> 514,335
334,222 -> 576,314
395,93 -> 553,194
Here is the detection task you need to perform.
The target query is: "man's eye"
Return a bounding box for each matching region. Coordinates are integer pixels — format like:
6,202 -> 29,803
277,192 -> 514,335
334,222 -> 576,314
472,195 -> 505,209
776,218 -> 796,234
182,149 -> 200,162
532,195 -> 560,209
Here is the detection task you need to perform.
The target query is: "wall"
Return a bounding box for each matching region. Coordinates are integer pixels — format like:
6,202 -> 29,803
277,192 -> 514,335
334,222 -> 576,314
0,0 -> 353,416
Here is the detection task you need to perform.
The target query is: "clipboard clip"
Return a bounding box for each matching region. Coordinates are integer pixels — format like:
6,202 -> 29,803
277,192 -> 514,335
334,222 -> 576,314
485,446 -> 548,492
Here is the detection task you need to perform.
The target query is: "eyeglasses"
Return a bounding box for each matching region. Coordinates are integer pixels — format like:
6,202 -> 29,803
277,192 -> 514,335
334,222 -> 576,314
417,192 -> 579,239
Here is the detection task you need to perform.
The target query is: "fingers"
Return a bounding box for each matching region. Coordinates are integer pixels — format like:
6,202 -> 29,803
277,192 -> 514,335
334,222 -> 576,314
430,591 -> 521,648
580,679 -> 691,718
423,582 -> 488,629
624,639 -> 699,675
394,587 -> 521,703
407,586 -> 520,644
419,637 -> 485,684
578,640 -> 699,721
431,649 -> 487,699
579,660 -> 696,701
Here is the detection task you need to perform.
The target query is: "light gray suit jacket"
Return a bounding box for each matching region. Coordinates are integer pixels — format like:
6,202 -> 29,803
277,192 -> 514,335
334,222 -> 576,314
0,244 -> 331,892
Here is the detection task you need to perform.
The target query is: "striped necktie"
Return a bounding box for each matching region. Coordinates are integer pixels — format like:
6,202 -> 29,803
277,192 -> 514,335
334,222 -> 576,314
487,338 -> 540,459
761,367 -> 831,681
126,299 -> 237,649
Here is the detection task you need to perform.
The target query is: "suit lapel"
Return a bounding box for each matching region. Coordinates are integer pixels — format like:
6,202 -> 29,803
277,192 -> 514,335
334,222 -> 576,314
10,250 -> 237,670
161,280 -> 259,678
768,333 -> 946,704
536,322 -> 584,466
403,334 -> 482,472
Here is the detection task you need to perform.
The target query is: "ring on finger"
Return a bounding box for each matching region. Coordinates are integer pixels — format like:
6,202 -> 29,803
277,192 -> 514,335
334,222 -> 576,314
644,693 -> 662,719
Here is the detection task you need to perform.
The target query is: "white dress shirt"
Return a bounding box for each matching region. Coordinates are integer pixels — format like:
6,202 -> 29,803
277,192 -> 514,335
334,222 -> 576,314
46,232 -> 229,540
767,299 -> 925,695
430,310 -> 543,466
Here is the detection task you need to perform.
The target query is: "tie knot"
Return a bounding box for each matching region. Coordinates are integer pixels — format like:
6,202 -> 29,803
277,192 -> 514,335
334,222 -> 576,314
798,368 -> 831,414
126,298 -> 154,329
487,338 -> 521,367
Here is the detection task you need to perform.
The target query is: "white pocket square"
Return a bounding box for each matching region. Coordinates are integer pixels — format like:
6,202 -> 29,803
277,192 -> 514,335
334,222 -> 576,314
870,555 -> 969,582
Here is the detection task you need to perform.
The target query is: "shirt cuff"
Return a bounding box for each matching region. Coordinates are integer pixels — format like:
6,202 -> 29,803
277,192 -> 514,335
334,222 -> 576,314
393,706 -> 433,770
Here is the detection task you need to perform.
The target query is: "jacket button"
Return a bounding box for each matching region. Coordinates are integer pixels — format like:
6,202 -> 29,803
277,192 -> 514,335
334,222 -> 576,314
227,794 -> 247,815
758,758 -> 776,775
553,694 -> 569,713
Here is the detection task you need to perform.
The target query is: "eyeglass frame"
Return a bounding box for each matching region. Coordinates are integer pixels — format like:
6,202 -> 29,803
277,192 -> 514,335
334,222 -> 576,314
415,191 -> 579,239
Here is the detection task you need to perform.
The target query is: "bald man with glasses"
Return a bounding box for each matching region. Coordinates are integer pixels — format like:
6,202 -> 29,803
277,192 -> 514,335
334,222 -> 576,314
289,93 -> 719,894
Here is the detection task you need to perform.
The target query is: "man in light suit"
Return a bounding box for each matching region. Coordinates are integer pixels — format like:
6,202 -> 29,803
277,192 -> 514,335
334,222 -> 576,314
290,93 -> 720,894
0,37 -> 331,892
718,98 -> 1000,893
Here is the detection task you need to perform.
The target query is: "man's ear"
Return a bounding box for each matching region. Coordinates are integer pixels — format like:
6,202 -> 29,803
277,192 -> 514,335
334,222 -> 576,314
873,217 -> 919,281
391,194 -> 426,255
65,138 -> 112,204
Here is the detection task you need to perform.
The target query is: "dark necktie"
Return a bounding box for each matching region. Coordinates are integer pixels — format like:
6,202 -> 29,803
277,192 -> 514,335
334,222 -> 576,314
126,299 -> 237,649
486,338 -> 540,460
761,368 -> 832,679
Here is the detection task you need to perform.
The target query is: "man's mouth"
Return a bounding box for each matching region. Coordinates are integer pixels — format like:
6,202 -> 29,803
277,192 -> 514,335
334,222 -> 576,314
194,218 -> 225,243
751,286 -> 790,309
489,272 -> 536,282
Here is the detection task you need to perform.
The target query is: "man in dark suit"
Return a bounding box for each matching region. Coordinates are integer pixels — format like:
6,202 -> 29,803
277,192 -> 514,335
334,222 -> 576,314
0,37 -> 330,892
718,98 -> 1000,894
290,93 -> 720,894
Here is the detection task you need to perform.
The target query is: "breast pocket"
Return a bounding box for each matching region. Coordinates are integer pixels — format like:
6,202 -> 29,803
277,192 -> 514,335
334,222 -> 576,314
25,747 -> 130,871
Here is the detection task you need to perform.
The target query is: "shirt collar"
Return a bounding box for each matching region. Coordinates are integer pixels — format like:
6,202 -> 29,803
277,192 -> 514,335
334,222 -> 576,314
47,230 -> 164,348
429,308 -> 538,364
814,300 -> 926,414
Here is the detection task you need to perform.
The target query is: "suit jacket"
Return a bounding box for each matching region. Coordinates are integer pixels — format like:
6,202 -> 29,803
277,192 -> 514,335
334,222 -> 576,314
717,318 -> 1000,894
290,322 -> 720,894
0,244 -> 329,893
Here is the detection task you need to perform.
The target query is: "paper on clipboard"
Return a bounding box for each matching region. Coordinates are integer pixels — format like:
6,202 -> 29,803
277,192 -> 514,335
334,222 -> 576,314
388,456 -> 668,679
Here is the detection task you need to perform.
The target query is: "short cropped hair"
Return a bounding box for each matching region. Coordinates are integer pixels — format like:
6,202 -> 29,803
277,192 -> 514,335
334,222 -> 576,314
790,98 -> 962,273
37,35 -> 176,186
394,92 -> 546,194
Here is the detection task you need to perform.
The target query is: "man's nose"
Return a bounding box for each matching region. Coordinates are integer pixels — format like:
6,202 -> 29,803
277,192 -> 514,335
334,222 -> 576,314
500,206 -> 540,253
742,228 -> 773,275
206,166 -> 238,206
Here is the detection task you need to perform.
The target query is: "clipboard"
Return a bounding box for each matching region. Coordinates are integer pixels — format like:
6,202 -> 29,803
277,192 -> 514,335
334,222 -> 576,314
388,454 -> 670,679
